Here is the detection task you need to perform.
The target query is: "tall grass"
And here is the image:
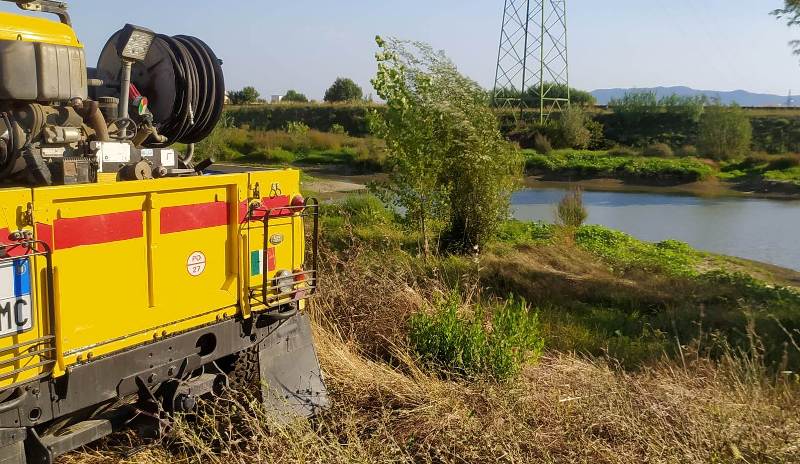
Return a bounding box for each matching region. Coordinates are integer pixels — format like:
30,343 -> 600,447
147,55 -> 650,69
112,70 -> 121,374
198,124 -> 387,171
556,187 -> 588,228
410,292 -> 544,380
62,196 -> 800,464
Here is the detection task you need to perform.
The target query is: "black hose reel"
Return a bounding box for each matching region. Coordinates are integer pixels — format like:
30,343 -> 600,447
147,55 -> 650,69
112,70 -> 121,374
95,30 -> 225,150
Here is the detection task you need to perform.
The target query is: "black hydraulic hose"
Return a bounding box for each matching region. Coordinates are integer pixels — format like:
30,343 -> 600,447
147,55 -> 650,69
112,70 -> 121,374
0,112 -> 17,177
146,34 -> 225,148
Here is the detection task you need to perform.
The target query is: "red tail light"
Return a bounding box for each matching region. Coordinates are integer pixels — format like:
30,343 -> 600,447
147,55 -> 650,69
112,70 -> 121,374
294,269 -> 308,299
291,194 -> 306,213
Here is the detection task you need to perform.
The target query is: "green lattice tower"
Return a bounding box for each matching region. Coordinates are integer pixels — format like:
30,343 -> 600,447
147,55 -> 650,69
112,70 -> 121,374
492,0 -> 570,123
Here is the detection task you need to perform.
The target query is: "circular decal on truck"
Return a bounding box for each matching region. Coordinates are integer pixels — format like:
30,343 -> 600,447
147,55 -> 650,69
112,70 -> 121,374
187,251 -> 207,277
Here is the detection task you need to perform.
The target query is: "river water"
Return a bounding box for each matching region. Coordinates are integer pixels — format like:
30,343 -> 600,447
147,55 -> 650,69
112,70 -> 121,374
512,188 -> 800,271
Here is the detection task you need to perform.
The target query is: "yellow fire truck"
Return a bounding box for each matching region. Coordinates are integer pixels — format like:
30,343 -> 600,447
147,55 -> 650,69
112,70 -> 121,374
0,2 -> 327,462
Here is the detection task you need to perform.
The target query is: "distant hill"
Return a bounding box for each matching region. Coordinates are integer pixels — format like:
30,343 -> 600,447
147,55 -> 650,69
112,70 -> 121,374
591,86 -> 792,107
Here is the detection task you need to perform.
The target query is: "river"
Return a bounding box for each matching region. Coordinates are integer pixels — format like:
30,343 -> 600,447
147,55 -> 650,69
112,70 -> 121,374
512,187 -> 800,271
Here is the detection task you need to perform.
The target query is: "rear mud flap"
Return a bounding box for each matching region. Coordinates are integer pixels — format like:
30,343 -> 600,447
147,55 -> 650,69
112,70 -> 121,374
258,313 -> 329,420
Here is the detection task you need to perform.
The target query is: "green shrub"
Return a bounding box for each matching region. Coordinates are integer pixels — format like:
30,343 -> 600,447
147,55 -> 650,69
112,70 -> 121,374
534,133 -> 553,154
410,293 -> 544,380
556,187 -> 588,228
330,123 -> 347,135
286,121 -> 310,136
330,194 -> 394,225
698,104 -> 753,160
557,106 -> 591,149
642,143 -> 674,157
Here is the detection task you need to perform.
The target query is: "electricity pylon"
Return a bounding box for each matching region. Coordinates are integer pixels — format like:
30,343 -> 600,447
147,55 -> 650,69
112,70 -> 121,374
492,0 -> 570,123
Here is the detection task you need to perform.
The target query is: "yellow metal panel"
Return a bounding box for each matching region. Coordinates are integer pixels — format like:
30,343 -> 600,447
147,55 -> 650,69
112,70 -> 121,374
245,170 -> 307,311
0,12 -> 82,47
0,188 -> 49,389
32,175 -> 250,370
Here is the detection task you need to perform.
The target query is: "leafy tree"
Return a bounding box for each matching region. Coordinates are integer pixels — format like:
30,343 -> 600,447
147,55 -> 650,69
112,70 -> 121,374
773,0 -> 800,55
494,83 -> 596,107
283,90 -> 308,103
227,86 -> 260,105
609,91 -> 660,125
324,77 -> 364,103
371,36 -> 523,254
658,94 -> 707,123
697,104 -> 752,160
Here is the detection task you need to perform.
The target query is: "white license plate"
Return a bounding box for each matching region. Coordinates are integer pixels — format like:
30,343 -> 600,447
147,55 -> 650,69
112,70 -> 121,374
0,260 -> 33,337
0,295 -> 32,336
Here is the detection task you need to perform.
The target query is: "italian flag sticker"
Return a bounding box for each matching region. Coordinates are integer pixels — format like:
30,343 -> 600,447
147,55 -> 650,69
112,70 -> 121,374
250,248 -> 276,276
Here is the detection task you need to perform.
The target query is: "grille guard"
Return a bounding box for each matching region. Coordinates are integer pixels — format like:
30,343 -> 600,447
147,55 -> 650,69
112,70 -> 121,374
0,239 -> 56,392
247,199 -> 319,310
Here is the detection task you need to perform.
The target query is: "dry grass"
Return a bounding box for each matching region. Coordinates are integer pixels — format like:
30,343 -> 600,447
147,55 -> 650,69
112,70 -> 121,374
61,243 -> 800,464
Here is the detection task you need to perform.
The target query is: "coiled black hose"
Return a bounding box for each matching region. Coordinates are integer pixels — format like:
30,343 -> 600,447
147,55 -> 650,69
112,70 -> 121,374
146,34 -> 225,147
0,112 -> 17,177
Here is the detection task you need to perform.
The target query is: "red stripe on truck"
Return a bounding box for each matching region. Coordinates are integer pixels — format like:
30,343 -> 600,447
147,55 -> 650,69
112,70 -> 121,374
54,211 -> 143,250
160,202 -> 229,234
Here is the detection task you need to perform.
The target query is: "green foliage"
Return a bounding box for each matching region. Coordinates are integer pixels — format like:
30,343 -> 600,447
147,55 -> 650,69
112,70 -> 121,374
602,92 -> 707,148
699,270 -> 800,307
226,103 -> 378,137
495,220 -> 555,245
324,77 -> 364,103
533,133 -> 553,154
575,225 -> 702,277
556,187 -> 587,228
524,149 -> 713,183
642,143 -> 674,158
698,104 -> 753,160
607,146 -> 639,157
192,124 -> 386,171
283,90 -> 309,103
657,94 -> 708,123
750,116 -> 800,153
494,83 -> 596,106
608,91 -> 660,124
773,1 -> 800,55
228,86 -> 260,105
330,123 -> 347,135
194,114 -> 235,160
557,106 -> 591,149
764,166 -> 800,185
370,37 -> 523,253
286,121 -> 310,135
410,293 -> 544,380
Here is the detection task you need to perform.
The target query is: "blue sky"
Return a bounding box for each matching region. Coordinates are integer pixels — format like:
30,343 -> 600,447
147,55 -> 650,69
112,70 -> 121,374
2,1 -> 798,98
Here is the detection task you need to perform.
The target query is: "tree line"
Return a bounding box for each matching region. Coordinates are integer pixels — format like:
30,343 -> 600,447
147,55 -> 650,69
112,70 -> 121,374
227,77 -> 366,105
